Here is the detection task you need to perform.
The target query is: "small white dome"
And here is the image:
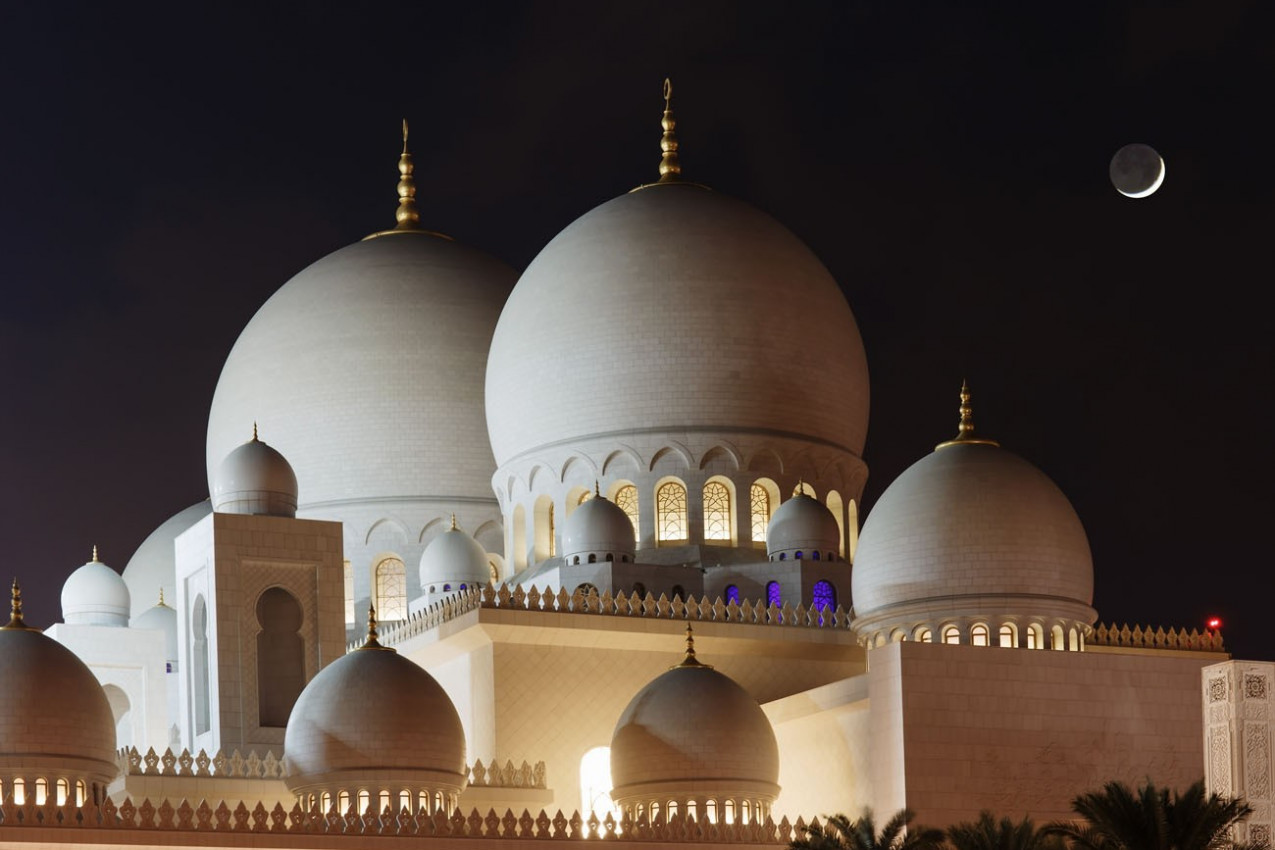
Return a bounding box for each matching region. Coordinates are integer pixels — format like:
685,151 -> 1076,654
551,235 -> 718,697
123,500 -> 211,620
851,439 -> 1095,641
420,520 -> 491,588
610,633 -> 778,815
561,494 -> 636,564
131,600 -> 178,661
61,549 -> 130,626
213,431 -> 298,517
283,627 -> 467,802
1,587 -> 119,791
766,493 -> 840,559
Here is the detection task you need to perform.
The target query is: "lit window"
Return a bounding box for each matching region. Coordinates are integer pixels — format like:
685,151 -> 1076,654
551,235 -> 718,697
999,623 -> 1017,648
750,483 -> 771,543
703,480 -> 732,541
942,625 -> 961,644
580,747 -> 618,820
375,557 -> 407,621
725,584 -> 741,604
614,484 -> 639,543
489,561 -> 499,584
916,626 -> 933,643
812,580 -> 836,611
1052,624 -> 1066,651
971,623 -> 989,646
1026,624 -> 1043,649
1069,627 -> 1080,651
766,581 -> 781,607
656,481 -> 688,543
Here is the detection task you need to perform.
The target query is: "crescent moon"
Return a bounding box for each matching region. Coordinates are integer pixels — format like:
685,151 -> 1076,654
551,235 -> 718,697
1120,155 -> 1165,198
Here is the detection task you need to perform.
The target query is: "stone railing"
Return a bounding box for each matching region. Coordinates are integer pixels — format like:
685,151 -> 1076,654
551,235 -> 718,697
357,584 -> 851,652
0,796 -> 802,843
118,747 -> 546,790
1090,622 -> 1226,653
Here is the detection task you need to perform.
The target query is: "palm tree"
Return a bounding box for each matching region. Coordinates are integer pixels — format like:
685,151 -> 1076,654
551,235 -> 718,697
948,811 -> 1065,850
1044,779 -> 1266,850
792,808 -> 946,850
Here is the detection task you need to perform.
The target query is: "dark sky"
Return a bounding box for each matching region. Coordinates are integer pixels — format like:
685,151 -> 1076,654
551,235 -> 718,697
1,2 -> 1271,659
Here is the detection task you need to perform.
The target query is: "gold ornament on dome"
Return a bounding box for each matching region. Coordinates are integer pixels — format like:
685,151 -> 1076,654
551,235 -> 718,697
363,119 -> 453,241
935,380 -> 1000,450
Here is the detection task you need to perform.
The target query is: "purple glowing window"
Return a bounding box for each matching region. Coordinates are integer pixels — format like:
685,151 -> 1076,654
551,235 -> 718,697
813,580 -> 836,611
766,581 -> 781,607
725,585 -> 741,604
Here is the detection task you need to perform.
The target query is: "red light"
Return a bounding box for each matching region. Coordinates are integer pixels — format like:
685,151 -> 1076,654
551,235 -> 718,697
1207,617 -> 1222,630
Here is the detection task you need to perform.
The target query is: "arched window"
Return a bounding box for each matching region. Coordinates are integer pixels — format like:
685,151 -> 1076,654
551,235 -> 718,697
890,629 -> 908,643
374,556 -> 407,621
915,625 -> 933,643
971,623 -> 990,646
724,584 -> 741,604
812,580 -> 836,611
826,490 -> 846,557
257,587 -> 306,728
999,623 -> 1018,648
750,483 -> 771,543
1069,627 -> 1080,651
489,561 -> 500,584
192,595 -> 211,735
702,479 -> 732,541
766,581 -> 782,607
1051,624 -> 1066,651
613,484 -> 640,543
942,624 -> 961,644
580,746 -> 616,820
656,480 -> 688,544
55,778 -> 69,806
103,683 -> 132,750
1026,623 -> 1044,649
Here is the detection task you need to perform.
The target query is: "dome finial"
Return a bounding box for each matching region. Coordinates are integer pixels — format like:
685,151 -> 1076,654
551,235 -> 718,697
158,586 -> 165,606
3,578 -> 29,630
450,512 -> 457,531
657,78 -> 682,183
92,544 -> 99,562
936,380 -> 1000,450
594,480 -> 601,498
365,603 -> 382,648
675,622 -> 711,668
252,421 -> 259,442
394,118 -> 421,231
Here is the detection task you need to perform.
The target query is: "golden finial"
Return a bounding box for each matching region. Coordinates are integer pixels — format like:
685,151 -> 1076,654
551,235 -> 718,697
936,380 -> 1000,450
657,78 -> 682,183
252,422 -> 259,442
158,587 -> 166,607
92,544 -> 99,562
365,603 -> 382,648
394,119 -> 421,231
450,512 -> 458,531
594,480 -> 602,498
674,622 -> 711,669
3,578 -> 30,630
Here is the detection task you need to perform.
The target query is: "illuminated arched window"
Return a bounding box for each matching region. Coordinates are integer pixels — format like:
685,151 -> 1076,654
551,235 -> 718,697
999,623 -> 1017,648
725,584 -> 741,604
656,481 -> 688,543
766,581 -> 782,607
1026,623 -> 1044,649
580,747 -> 617,820
750,484 -> 771,543
942,624 -> 961,644
971,623 -> 990,646
1051,624 -> 1066,651
375,556 -> 407,621
812,580 -> 836,611
1069,627 -> 1080,651
614,484 -> 639,543
915,626 -> 933,643
702,480 -> 732,541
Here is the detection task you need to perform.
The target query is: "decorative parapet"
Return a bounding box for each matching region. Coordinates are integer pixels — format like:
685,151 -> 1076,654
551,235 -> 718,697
0,795 -> 802,843
118,748 -> 548,790
1090,622 -> 1226,653
356,584 -> 851,652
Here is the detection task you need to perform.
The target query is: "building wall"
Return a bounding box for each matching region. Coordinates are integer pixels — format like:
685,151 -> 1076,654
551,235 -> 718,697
1203,659 -> 1273,847
871,640 -> 1216,826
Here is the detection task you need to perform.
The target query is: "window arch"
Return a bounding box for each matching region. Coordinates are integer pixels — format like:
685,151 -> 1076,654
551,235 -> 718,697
942,624 -> 961,644
826,490 -> 845,557
1069,627 -> 1080,651
1026,623 -> 1044,649
971,623 -> 990,646
812,580 -> 836,611
890,629 -> 908,643
1051,624 -> 1066,651
766,581 -> 782,607
655,479 -> 688,544
724,584 -> 741,604
192,594 -> 210,735
611,483 -> 640,543
702,478 -> 733,542
915,625 -> 933,643
256,587 -> 306,728
374,556 -> 407,621
999,623 -> 1018,648
749,484 -> 771,544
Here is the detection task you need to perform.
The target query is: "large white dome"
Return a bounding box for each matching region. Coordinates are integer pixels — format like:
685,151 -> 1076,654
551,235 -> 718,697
485,183 -> 869,468
851,439 -> 1096,643
207,231 -> 516,509
61,549 -> 130,626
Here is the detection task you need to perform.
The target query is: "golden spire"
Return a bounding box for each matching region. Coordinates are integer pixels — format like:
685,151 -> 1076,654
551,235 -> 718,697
252,421 -> 259,442
92,544 -> 99,562
674,622 -> 712,669
595,480 -> 601,498
158,587 -> 166,607
394,119 -> 421,231
657,78 -> 682,183
3,578 -> 31,630
450,512 -> 458,531
365,603 -> 382,648
936,380 -> 1001,450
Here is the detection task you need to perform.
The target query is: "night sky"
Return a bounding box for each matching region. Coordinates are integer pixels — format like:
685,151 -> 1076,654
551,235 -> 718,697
2,2 -> 1271,659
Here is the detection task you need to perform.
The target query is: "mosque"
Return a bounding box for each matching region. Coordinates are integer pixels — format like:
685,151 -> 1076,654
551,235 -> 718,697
1,84 -> 1271,849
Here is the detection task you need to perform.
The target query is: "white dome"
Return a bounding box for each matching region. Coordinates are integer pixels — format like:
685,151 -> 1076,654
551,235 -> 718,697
283,631 -> 467,800
61,550 -> 130,626
420,521 -> 491,588
766,493 -> 840,559
123,500 -> 210,620
610,640 -> 779,814
207,232 -> 516,510
131,600 -> 178,661
486,183 -> 869,468
561,494 -> 636,563
851,440 -> 1096,640
1,592 -> 118,789
213,432 -> 298,517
